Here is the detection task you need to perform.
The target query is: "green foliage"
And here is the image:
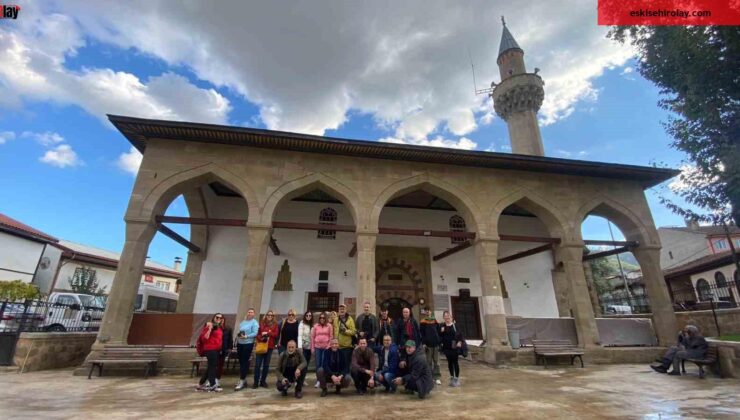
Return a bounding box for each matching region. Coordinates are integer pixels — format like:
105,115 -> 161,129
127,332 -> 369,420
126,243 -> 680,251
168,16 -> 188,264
587,251 -> 639,297
608,26 -> 740,226
0,280 -> 40,301
69,266 -> 107,295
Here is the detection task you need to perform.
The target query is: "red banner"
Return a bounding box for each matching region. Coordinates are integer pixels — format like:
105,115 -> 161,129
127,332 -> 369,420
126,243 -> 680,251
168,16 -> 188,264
598,0 -> 740,25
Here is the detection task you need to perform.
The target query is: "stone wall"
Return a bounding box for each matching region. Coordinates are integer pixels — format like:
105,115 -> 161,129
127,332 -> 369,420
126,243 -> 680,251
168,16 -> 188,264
675,308 -> 740,337
14,332 -> 96,372
707,339 -> 740,379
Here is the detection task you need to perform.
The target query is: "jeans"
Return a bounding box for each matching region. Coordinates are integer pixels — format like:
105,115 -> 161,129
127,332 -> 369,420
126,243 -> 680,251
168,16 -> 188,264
276,366 -> 307,393
339,348 -> 353,375
253,348 -> 273,385
351,369 -> 375,392
314,348 -> 327,371
237,343 -> 254,381
317,368 -> 351,390
375,371 -> 397,391
199,350 -> 219,387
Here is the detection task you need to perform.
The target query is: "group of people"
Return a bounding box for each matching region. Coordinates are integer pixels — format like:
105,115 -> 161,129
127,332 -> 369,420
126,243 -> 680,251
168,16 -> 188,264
195,302 -> 466,400
649,322 -> 708,375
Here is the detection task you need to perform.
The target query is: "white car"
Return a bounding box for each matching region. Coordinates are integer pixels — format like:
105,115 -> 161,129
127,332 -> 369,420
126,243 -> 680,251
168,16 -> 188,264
604,304 -> 633,315
42,292 -> 106,332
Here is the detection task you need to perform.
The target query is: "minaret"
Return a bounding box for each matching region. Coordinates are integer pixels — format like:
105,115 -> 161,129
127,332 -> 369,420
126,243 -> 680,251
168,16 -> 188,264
491,17 -> 545,156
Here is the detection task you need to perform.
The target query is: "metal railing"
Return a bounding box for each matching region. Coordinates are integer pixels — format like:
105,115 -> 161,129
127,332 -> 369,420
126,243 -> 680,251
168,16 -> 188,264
0,298 -> 105,333
670,280 -> 738,312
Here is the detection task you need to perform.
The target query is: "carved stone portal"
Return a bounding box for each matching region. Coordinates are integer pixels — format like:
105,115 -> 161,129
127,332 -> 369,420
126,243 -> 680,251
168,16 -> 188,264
273,259 -> 293,291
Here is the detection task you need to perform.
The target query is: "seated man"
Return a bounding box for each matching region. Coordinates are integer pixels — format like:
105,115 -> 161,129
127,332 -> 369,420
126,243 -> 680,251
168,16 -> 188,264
374,334 -> 400,393
350,337 -> 377,394
651,324 -> 692,373
275,340 -> 307,398
393,340 -> 434,399
669,325 -> 708,376
316,338 -> 351,397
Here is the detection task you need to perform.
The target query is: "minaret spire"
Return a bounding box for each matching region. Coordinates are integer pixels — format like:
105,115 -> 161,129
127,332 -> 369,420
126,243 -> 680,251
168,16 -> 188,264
490,19 -> 546,156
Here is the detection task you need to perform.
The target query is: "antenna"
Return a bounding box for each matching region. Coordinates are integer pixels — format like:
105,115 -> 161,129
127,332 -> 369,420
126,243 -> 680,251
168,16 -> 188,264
468,48 -> 495,96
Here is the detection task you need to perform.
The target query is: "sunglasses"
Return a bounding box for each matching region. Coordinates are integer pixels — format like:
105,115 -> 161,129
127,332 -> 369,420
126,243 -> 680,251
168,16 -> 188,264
214,316 -> 223,320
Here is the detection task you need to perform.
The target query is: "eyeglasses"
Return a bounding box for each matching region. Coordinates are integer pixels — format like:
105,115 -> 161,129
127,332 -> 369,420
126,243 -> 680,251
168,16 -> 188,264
288,313 -> 295,317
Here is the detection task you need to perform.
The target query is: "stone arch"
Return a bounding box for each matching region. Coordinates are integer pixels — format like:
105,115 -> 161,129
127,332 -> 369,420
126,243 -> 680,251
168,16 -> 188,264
489,188 -> 569,239
260,172 -> 362,226
135,162 -> 259,222
574,196 -> 656,245
369,173 -> 484,232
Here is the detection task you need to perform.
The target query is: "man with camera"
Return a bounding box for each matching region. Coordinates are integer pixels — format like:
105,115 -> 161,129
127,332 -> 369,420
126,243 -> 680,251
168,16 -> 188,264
333,303 -> 356,375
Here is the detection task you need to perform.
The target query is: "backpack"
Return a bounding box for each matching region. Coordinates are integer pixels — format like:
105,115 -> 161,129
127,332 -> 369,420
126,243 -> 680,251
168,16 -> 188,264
196,326 -> 207,356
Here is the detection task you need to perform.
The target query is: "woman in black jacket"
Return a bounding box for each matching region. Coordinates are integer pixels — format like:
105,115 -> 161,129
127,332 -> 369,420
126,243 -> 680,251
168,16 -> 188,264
439,310 -> 463,387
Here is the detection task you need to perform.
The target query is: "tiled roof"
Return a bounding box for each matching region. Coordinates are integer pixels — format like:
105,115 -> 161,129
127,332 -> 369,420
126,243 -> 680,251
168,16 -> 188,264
0,213 -> 58,243
663,251 -> 738,279
56,240 -> 182,278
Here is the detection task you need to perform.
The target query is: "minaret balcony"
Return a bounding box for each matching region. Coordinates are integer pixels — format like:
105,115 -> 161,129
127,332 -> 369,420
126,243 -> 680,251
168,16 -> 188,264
491,73 -> 545,121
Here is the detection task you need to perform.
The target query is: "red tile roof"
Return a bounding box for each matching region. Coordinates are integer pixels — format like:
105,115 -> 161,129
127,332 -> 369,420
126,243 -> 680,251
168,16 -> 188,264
0,213 -> 58,243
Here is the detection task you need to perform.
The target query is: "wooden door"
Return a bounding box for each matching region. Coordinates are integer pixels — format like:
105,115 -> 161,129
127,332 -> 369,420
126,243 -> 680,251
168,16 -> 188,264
450,295 -> 482,340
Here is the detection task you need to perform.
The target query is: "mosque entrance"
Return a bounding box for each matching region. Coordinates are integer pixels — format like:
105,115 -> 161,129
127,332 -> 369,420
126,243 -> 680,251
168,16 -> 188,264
375,246 -> 433,316
380,297 -> 411,321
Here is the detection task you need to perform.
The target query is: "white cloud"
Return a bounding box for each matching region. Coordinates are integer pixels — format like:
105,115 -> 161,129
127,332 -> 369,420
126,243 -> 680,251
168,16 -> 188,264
117,146 -> 143,176
22,131 -> 65,146
39,144 -> 82,168
2,1 -> 634,148
621,67 -> 633,75
380,136 -> 477,150
0,131 -> 15,144
669,164 -> 721,193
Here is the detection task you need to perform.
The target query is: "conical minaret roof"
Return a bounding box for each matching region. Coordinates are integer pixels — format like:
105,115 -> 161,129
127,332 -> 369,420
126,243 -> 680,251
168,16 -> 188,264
498,17 -> 522,59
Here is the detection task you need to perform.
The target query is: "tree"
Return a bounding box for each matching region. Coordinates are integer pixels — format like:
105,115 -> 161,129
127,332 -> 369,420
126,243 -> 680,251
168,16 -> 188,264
607,26 -> 739,228
69,267 -> 107,295
0,280 -> 40,301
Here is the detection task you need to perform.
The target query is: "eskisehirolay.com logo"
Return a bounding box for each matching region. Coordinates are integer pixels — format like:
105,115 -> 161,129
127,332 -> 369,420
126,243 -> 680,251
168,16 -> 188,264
1,3 -> 21,19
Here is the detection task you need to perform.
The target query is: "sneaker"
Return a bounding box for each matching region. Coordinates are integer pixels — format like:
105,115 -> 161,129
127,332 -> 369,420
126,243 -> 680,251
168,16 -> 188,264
651,365 -> 667,374
195,384 -> 208,392
321,389 -> 328,397
234,380 -> 245,391
448,377 -> 455,387
314,380 -> 320,388
214,378 -> 220,387
453,377 -> 461,387
210,386 -> 223,393
435,379 -> 442,385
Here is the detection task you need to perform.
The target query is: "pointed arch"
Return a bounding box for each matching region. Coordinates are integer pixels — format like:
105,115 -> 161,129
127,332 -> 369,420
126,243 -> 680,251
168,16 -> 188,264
260,172 -> 362,226
369,173 -> 484,232
574,196 -> 656,245
134,162 -> 258,222
489,188 -> 569,239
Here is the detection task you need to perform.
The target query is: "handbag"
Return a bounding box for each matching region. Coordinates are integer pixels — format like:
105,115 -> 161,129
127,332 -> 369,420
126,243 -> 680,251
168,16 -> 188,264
452,324 -> 469,358
254,339 -> 269,355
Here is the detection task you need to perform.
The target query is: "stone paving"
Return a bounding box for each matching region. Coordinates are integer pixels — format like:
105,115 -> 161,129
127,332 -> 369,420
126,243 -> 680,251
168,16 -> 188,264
1,361 -> 738,419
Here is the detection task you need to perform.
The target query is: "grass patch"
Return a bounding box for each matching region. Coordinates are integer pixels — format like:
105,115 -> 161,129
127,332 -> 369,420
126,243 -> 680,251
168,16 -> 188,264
717,335 -> 740,342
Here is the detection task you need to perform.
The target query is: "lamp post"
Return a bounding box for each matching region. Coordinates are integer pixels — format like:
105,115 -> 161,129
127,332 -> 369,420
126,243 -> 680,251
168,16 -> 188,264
709,292 -> 721,337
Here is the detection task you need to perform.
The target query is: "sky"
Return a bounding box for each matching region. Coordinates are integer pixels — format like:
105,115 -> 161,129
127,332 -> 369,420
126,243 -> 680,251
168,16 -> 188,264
0,1 -> 694,268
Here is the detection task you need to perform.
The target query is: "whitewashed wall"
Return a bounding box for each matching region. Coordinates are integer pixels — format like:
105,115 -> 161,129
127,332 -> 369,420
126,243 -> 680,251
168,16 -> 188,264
0,232 -> 46,283
55,261 -> 179,295
194,192 -> 559,319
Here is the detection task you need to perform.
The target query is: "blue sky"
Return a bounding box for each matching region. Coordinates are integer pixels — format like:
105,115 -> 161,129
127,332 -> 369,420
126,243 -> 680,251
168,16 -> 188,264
0,1 -> 693,268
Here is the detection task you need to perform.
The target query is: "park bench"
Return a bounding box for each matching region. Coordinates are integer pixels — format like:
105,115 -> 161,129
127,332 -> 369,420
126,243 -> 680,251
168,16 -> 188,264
190,349 -> 240,377
533,339 -> 585,369
681,346 -> 719,379
87,345 -> 163,379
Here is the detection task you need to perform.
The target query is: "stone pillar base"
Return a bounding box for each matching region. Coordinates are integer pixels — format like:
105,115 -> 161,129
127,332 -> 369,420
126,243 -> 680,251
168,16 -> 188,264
483,344 -> 516,366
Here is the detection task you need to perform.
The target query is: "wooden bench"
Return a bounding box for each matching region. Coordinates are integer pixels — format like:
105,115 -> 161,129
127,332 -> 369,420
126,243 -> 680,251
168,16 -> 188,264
190,349 -> 240,378
533,339 -> 585,369
87,345 -> 163,379
681,346 -> 719,378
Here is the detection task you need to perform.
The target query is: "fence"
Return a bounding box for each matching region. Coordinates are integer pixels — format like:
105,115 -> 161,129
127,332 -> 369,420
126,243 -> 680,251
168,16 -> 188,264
599,294 -> 651,315
671,280 -> 738,312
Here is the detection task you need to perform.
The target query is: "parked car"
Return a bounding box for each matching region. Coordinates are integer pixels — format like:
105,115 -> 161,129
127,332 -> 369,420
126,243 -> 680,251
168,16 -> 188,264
42,292 -> 106,332
134,284 -> 178,313
0,302 -> 46,332
604,304 -> 633,315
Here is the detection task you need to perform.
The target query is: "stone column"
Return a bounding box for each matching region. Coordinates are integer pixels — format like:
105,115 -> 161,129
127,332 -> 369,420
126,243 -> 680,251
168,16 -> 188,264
475,238 -> 511,361
176,250 -> 205,313
633,246 -> 677,346
355,232 -> 377,315
555,244 -> 600,347
550,264 -> 571,317
95,220 -> 156,346
235,224 -> 271,322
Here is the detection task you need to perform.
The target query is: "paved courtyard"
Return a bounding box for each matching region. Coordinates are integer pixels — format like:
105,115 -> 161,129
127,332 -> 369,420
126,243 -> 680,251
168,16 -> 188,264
1,362 -> 738,419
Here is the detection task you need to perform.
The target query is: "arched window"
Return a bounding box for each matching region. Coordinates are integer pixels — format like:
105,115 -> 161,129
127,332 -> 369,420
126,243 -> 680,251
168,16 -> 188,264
449,215 -> 467,244
696,278 -> 712,301
714,271 -> 732,302
318,207 -> 337,239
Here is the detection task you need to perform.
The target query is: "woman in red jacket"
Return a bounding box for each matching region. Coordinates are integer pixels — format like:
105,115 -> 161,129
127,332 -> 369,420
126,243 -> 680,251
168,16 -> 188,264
252,309 -> 279,388
196,313 -> 224,392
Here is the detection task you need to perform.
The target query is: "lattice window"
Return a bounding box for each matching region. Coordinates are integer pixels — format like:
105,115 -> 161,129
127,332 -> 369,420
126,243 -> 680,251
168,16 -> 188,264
449,215 -> 467,244
318,207 -> 337,239
307,292 -> 340,312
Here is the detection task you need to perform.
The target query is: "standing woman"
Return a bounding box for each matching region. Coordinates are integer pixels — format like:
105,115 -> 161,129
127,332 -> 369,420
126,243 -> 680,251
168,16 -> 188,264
196,313 -> 224,392
298,310 -> 314,385
311,311 -> 333,387
278,309 -> 300,355
439,310 -> 463,387
252,310 -> 279,388
234,308 -> 259,391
